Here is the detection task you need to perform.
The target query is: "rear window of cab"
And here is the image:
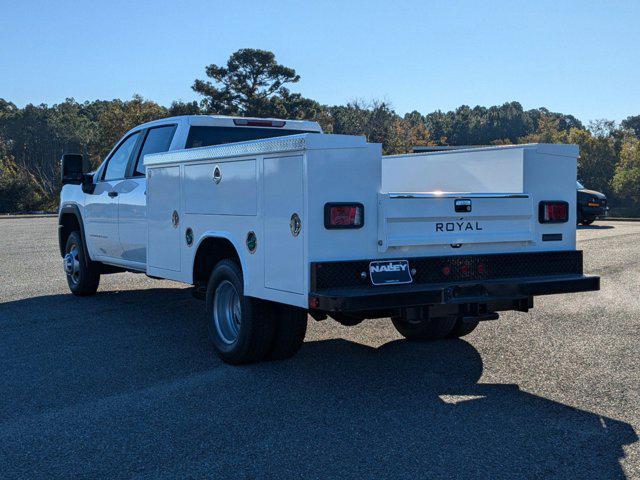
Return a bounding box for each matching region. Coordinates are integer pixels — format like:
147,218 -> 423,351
186,126 -> 318,149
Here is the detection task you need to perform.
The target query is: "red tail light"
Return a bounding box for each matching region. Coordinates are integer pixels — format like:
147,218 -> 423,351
324,203 -> 364,229
539,201 -> 569,223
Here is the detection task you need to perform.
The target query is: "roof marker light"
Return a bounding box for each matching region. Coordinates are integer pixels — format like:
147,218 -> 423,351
233,119 -> 286,128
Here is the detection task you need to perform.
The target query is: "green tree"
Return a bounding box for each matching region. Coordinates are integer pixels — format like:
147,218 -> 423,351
193,49 -> 315,118
94,95 -> 167,166
621,115 -> 640,138
168,100 -> 202,116
612,138 -> 640,209
568,128 -> 618,197
519,115 -> 566,144
329,101 -> 432,154
0,138 -> 47,212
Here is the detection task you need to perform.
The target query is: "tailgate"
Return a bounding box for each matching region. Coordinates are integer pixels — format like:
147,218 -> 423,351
378,193 -> 532,252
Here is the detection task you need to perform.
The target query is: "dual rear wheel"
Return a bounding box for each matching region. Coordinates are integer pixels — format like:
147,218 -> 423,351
205,259 -> 307,364
391,314 -> 479,340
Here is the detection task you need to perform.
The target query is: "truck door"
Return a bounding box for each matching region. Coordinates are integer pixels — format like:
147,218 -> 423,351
115,177 -> 146,264
117,125 -> 177,265
264,155 -> 304,294
84,132 -> 141,260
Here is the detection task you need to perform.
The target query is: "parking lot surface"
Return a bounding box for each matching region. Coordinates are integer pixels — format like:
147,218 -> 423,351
0,218 -> 638,479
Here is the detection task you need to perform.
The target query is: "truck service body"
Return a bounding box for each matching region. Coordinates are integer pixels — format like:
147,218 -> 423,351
59,115 -> 600,364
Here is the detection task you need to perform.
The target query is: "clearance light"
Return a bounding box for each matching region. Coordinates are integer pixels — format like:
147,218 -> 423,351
539,201 -> 569,223
233,119 -> 285,128
324,203 -> 364,229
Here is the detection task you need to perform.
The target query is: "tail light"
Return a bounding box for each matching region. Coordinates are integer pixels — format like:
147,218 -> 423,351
324,203 -> 364,229
539,201 -> 569,223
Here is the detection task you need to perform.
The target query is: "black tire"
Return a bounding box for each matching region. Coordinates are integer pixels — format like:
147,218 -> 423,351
64,231 -> 100,296
391,315 -> 457,340
581,218 -> 595,226
577,209 -> 583,226
447,317 -> 480,338
267,304 -> 307,360
205,259 -> 274,364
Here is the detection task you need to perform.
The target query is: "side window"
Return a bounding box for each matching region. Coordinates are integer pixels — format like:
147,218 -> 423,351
103,132 -> 140,181
134,125 -> 177,176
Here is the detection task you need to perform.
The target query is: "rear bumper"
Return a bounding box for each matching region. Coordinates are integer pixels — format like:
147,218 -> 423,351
310,274 -> 600,312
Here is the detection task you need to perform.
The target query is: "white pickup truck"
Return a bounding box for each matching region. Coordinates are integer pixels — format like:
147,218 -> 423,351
59,115 -> 600,364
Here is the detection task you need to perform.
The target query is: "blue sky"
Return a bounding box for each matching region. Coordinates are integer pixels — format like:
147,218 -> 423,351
1,0 -> 639,123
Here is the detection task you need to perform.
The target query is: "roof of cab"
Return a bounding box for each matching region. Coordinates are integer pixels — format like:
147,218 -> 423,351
133,115 -> 322,133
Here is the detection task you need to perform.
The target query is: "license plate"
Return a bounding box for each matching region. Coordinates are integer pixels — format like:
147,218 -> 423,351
369,260 -> 413,286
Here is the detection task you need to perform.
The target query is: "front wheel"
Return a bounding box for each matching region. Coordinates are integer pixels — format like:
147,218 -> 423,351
205,259 -> 274,364
581,218 -> 595,226
391,315 -> 456,340
64,231 -> 100,296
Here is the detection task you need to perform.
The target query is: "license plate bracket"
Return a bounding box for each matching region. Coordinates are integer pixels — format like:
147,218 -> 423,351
369,259 -> 413,286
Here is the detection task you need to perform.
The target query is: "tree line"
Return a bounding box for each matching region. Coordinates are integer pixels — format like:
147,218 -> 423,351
1,48 -> 639,214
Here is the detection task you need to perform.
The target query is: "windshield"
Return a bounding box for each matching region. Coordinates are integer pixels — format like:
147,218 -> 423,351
186,126 -> 318,149
577,181 -> 585,189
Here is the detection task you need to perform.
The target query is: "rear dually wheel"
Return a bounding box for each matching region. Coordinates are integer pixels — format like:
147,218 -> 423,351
205,259 -> 274,364
391,315 -> 457,340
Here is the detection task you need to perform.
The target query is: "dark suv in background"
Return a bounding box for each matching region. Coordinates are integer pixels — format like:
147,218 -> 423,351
577,181 -> 608,225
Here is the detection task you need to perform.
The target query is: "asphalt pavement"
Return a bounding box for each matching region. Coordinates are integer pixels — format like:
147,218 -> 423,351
0,218 -> 638,479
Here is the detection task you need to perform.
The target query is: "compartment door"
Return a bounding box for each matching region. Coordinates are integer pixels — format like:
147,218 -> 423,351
264,155 -> 304,293
147,166 -> 181,272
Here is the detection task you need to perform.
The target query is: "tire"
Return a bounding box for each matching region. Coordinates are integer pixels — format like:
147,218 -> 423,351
581,218 -> 595,226
205,259 -> 274,364
577,209 -> 583,225
391,315 -> 457,340
64,231 -> 100,296
267,304 -> 307,360
447,317 -> 480,338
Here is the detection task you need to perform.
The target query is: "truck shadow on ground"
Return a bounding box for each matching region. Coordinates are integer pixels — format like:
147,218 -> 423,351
0,287 -> 637,479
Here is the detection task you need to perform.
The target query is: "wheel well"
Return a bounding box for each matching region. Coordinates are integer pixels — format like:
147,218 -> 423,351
193,237 -> 241,286
59,213 -> 81,257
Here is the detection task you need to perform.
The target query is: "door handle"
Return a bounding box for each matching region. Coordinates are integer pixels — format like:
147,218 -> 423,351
108,191 -> 118,198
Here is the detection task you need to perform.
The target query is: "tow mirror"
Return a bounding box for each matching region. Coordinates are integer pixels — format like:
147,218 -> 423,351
61,154 -> 85,185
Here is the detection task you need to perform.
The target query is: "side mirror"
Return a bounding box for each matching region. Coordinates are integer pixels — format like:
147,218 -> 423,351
81,173 -> 96,194
61,154 -> 85,185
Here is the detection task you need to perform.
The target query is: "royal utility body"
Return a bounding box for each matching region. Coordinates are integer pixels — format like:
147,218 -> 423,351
58,115 -> 600,364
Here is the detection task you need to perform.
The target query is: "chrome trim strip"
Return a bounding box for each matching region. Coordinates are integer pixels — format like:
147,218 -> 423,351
386,192 -> 530,199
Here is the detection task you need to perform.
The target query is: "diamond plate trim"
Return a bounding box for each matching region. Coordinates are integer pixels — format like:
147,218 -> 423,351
144,136 -> 307,166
